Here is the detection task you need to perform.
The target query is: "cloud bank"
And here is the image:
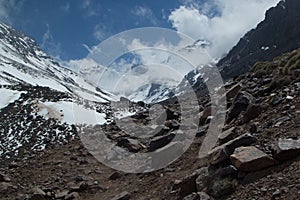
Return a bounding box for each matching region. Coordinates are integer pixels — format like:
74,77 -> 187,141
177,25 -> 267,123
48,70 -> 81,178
168,0 -> 281,58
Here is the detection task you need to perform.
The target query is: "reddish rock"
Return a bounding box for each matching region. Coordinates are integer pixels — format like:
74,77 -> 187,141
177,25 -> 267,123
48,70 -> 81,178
230,146 -> 276,172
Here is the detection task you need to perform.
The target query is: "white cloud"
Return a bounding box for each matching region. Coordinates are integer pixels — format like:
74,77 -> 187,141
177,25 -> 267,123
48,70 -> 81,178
61,2 -> 70,13
132,6 -> 158,25
41,24 -> 62,59
0,0 -> 23,24
93,24 -> 108,41
81,0 -> 99,17
169,0 -> 281,58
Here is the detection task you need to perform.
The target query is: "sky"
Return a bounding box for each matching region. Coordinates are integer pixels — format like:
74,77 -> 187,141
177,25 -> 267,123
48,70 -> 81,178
0,0 -> 281,95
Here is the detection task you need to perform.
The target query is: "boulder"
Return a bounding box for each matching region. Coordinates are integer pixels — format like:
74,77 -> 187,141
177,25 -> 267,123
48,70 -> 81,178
226,83 -> 242,100
243,104 -> 263,123
218,127 -> 237,144
273,138 -> 300,160
199,107 -> 212,125
230,146 -> 276,172
208,133 -> 256,165
227,91 -> 255,122
195,167 -> 209,192
148,133 -> 175,152
116,138 -> 142,153
172,169 -> 206,197
209,177 -> 237,198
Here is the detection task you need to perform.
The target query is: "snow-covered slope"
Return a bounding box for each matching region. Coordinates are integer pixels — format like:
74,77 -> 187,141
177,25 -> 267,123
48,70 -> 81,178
0,22 -> 120,162
129,83 -> 175,103
0,23 -> 116,103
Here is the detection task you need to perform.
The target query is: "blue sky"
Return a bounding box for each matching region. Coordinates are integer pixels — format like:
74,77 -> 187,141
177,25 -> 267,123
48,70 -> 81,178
0,0 -> 280,63
0,0 -> 206,60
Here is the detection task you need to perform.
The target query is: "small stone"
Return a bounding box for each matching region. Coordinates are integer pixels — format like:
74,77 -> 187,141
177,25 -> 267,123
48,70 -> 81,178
109,171 -> 123,180
31,187 -> 46,196
183,192 -> 199,200
65,192 -> 80,200
111,191 -> 131,200
55,190 -> 69,199
271,189 -> 281,199
0,172 -> 11,182
230,146 -> 276,172
0,182 -> 15,194
198,192 -> 210,200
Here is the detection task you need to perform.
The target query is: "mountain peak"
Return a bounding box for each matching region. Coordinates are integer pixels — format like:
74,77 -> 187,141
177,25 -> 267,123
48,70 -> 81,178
218,0 -> 300,80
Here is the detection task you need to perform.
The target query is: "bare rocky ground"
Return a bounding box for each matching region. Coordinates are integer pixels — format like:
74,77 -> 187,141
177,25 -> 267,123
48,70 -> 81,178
0,49 -> 300,200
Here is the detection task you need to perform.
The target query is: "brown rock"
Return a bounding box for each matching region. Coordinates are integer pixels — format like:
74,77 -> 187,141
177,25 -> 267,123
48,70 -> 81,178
230,146 -> 276,172
208,133 -> 256,165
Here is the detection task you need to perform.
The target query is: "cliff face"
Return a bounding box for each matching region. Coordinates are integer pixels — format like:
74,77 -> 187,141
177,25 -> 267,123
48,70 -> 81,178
218,0 -> 300,79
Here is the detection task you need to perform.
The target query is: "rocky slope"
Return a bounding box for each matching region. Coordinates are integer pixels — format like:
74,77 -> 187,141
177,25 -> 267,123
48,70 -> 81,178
0,47 -> 299,199
218,0 -> 300,80
0,22 -> 126,165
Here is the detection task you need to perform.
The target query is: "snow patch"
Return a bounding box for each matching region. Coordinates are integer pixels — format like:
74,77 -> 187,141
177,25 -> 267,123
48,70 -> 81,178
0,88 -> 26,109
37,101 -> 107,125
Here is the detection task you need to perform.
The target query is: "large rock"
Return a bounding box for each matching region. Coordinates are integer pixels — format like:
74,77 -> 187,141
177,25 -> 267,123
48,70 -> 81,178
199,107 -> 212,125
209,177 -> 237,198
172,169 -> 206,197
208,133 -> 256,165
273,138 -> 300,160
218,127 -> 237,144
195,167 -> 209,192
243,104 -> 263,123
148,133 -> 175,151
226,83 -> 242,100
227,92 -> 255,122
116,138 -> 142,153
230,146 -> 276,172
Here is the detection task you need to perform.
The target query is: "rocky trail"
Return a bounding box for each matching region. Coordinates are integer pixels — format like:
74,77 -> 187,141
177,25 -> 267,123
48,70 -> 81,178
0,49 -> 300,200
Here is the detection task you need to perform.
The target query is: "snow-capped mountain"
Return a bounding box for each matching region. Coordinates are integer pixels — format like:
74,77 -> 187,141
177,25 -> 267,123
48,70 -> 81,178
0,23 -> 116,103
0,22 -> 119,162
129,83 -> 175,103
